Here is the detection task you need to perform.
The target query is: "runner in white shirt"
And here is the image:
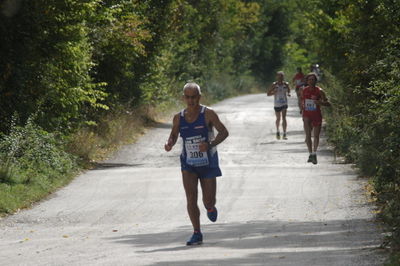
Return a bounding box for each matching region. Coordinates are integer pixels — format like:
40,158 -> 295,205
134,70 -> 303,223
267,71 -> 291,140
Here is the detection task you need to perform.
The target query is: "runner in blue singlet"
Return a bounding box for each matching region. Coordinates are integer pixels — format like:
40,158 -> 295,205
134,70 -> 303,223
179,105 -> 222,178
165,82 -> 229,246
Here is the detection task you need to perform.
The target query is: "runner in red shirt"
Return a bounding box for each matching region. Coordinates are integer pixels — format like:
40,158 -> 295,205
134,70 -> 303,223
300,73 -> 330,164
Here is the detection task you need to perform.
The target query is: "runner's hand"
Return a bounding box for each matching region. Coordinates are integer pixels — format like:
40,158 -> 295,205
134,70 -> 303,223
314,99 -> 322,106
199,142 -> 208,152
164,140 -> 173,151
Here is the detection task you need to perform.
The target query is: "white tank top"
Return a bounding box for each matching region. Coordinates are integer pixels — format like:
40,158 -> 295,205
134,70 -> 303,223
274,83 -> 288,107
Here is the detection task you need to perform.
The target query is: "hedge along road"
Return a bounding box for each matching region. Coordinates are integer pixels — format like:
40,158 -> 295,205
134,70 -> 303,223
0,93 -> 385,265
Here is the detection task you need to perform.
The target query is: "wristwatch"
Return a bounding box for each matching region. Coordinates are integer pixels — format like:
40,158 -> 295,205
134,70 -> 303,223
208,141 -> 215,148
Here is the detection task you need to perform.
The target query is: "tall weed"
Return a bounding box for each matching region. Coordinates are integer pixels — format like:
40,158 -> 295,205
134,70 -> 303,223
0,118 -> 77,215
66,104 -> 159,164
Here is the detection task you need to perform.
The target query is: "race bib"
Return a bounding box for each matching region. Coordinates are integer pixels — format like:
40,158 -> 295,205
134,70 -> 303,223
185,135 -> 209,166
277,95 -> 285,104
305,99 -> 317,111
275,86 -> 286,104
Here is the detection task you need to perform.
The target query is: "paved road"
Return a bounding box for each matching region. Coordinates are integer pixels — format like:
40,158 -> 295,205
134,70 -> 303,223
0,94 -> 385,265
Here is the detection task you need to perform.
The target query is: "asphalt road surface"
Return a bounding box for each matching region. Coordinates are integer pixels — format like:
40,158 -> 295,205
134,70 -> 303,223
0,94 -> 386,265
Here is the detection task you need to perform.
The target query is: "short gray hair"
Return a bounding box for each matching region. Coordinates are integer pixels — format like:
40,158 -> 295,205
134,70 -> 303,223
183,82 -> 201,95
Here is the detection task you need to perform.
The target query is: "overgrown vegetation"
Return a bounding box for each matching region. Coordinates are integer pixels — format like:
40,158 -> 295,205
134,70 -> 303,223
0,117 -> 77,213
0,0 -> 289,133
285,0 -> 400,261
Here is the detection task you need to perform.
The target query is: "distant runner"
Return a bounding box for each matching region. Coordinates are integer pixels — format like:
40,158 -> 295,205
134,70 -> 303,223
164,82 -> 229,246
267,71 -> 291,140
300,73 -> 331,164
292,67 -> 305,113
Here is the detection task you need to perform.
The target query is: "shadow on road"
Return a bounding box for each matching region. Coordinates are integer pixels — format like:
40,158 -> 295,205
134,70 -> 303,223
107,219 -> 384,265
153,122 -> 172,129
279,147 -> 332,155
92,162 -> 144,170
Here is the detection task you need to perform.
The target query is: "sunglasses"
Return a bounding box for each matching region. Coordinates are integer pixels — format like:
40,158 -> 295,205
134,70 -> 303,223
183,94 -> 199,99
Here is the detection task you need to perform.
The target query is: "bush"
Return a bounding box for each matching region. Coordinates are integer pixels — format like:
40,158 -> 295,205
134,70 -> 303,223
0,118 -> 77,214
321,39 -> 400,257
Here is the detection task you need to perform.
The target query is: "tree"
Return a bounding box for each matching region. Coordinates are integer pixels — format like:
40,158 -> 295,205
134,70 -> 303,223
0,0 -> 107,132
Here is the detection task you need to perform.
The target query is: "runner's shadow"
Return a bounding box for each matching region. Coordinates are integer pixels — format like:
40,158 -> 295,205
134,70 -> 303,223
279,148 -> 332,155
280,141 -> 307,145
107,219 -> 384,265
285,130 -> 304,136
259,141 -> 279,145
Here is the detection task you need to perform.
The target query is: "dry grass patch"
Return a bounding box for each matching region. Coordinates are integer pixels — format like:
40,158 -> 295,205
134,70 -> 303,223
67,101 -> 182,165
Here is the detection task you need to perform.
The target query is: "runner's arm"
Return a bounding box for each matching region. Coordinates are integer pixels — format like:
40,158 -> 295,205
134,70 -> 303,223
286,82 -> 291,97
299,87 -> 304,111
200,109 -> 229,152
316,90 -> 331,107
267,83 -> 276,96
164,113 -> 180,151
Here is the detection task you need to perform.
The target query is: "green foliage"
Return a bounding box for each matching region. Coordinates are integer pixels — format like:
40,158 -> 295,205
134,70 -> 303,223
282,42 -> 311,76
247,0 -> 291,82
0,118 -> 76,183
0,0 -> 292,217
385,253 -> 400,266
288,0 -> 400,256
0,117 -> 77,214
90,0 -> 153,105
0,0 -> 108,132
1,0 -> 291,133
362,47 -> 400,247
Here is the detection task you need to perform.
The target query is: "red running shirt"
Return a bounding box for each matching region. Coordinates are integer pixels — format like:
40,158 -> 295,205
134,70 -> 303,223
293,73 -> 305,88
302,86 -> 322,118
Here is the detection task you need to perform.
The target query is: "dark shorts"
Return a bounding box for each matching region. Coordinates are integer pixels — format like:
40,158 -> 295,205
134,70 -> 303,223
274,105 -> 288,112
180,157 -> 222,178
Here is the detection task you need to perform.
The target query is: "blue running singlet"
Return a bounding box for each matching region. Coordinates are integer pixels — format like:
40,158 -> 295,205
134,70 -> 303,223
179,105 -> 221,178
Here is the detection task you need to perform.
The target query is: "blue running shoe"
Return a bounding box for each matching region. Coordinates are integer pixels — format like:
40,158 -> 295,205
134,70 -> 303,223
186,231 -> 203,246
207,207 -> 218,222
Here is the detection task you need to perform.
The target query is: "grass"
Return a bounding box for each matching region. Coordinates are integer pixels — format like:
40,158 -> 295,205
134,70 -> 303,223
67,100 -> 182,165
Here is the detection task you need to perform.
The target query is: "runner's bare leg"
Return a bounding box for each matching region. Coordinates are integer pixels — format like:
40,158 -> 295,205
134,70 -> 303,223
303,117 -> 313,153
275,111 -> 281,132
282,109 -> 287,133
200,177 -> 216,210
313,125 -> 321,153
182,171 -> 200,231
